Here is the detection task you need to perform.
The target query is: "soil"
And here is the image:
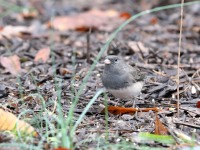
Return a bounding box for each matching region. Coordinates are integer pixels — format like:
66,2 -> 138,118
0,0 -> 200,149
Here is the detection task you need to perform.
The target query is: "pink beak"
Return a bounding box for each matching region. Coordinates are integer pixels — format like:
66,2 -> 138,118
104,59 -> 111,64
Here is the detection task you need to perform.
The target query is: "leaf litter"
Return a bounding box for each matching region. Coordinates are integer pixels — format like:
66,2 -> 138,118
0,0 -> 200,149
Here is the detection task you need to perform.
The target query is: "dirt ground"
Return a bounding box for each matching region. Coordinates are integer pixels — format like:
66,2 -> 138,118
0,0 -> 200,149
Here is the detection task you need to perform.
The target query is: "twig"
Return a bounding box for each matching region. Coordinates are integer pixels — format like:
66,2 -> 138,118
192,69 -> 200,78
76,129 -> 138,134
159,114 -> 181,144
136,62 -> 200,70
174,121 -> 200,129
86,28 -> 92,63
179,107 -> 200,116
136,42 -> 145,60
51,97 -> 57,114
177,0 -> 185,117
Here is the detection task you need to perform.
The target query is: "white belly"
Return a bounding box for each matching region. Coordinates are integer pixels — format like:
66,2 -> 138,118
107,81 -> 144,99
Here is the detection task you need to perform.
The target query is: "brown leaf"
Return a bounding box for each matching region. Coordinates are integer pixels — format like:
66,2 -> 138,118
0,25 -> 31,39
0,55 -> 21,76
101,106 -> 159,115
196,100 -> 200,108
59,67 -> 72,76
150,17 -> 158,25
0,109 -> 37,136
119,12 -> 131,20
128,41 -> 149,54
50,9 -> 122,31
154,114 -> 168,135
20,10 -> 38,19
34,47 -> 51,63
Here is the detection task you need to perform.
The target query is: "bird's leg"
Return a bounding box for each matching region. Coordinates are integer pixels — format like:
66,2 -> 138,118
115,98 -> 121,106
132,96 -> 140,108
132,99 -> 136,108
133,96 -> 141,118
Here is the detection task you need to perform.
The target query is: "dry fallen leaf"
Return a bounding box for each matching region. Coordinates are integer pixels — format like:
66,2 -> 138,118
0,109 -> 37,136
101,106 -> 159,115
59,67 -> 72,76
50,9 -> 123,31
128,41 -> 149,54
0,55 -> 21,76
20,9 -> 38,19
0,25 -> 31,39
119,12 -> 131,19
150,17 -> 159,25
196,100 -> 200,108
154,114 -> 168,135
0,22 -> 44,39
34,47 -> 51,63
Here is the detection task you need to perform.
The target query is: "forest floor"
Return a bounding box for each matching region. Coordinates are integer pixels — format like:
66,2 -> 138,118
0,0 -> 200,149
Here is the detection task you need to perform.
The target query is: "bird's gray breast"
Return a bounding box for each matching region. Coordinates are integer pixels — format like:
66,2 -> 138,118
102,72 -> 130,89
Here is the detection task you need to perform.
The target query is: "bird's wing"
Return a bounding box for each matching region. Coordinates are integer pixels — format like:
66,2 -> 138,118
128,65 -> 144,82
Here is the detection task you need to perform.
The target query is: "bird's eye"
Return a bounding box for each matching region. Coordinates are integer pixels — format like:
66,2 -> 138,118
114,59 -> 118,62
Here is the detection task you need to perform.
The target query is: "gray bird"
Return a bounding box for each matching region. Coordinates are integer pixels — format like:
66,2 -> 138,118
101,55 -> 145,99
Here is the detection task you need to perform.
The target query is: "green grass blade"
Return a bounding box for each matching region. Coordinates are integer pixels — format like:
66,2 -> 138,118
139,132 -> 176,144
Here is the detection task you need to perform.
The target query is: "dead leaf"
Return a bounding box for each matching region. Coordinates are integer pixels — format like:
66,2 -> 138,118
50,9 -> 123,31
101,106 -> 159,115
20,9 -> 38,19
0,55 -> 21,76
59,67 -> 72,76
150,17 -> 158,25
34,47 -> 51,63
0,109 -> 37,136
140,0 -> 159,10
120,12 -> 131,20
0,25 -> 31,39
154,114 -> 168,135
128,41 -> 149,54
196,100 -> 200,108
0,22 -> 44,39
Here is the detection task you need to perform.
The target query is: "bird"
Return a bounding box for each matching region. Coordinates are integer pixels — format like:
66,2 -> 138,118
101,55 -> 145,100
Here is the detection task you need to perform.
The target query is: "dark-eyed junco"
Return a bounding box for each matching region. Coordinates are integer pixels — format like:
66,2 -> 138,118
101,55 -> 145,99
